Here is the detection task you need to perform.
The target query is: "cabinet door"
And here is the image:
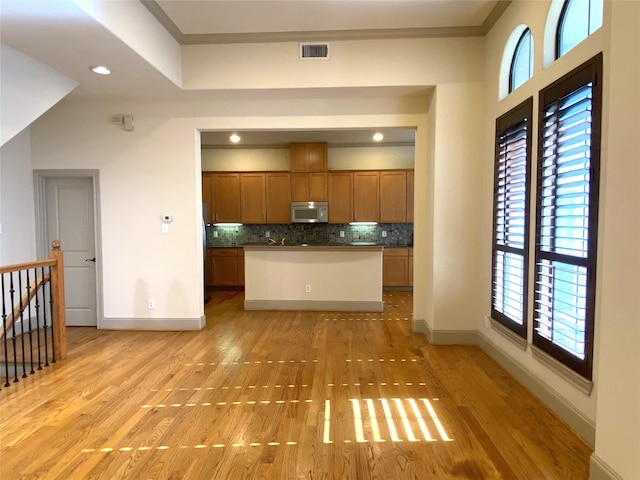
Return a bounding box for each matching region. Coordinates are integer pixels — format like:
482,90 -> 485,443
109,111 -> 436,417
202,173 -> 214,224
406,170 -> 414,223
328,172 -> 353,223
307,143 -> 328,172
240,173 -> 266,224
266,173 -> 291,223
353,171 -> 380,222
383,248 -> 409,286
213,173 -> 241,223
212,257 -> 238,286
290,143 -> 327,172
291,173 -> 309,202
380,171 -> 407,223
205,249 -> 214,288
408,248 -> 413,287
237,250 -> 245,286
290,143 -> 308,172
308,173 -> 327,201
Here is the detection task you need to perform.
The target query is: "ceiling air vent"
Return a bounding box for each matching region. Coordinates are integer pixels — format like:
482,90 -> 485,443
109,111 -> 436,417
300,43 -> 330,60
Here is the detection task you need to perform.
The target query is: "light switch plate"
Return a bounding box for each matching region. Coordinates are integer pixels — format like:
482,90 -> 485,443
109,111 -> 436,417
161,224 -> 169,234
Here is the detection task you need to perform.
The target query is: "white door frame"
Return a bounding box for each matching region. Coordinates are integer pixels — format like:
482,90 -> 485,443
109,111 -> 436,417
33,169 -> 103,329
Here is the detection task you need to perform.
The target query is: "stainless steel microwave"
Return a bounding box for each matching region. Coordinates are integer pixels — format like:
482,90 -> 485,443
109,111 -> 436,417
291,201 -> 328,223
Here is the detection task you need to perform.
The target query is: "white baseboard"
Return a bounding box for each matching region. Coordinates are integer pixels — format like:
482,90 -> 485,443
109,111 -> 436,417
100,316 -> 205,331
589,454 -> 625,480
244,300 -> 384,312
411,317 -> 596,447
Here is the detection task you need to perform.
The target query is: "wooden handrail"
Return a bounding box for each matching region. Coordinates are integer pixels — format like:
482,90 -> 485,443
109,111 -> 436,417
0,259 -> 56,275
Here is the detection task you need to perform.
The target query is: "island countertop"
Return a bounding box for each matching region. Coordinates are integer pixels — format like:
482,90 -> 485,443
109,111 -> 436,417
243,244 -> 384,312
242,243 -> 384,252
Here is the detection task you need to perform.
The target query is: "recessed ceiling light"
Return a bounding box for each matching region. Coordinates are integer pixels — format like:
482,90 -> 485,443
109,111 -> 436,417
229,133 -> 241,143
373,132 -> 384,142
91,65 -> 111,75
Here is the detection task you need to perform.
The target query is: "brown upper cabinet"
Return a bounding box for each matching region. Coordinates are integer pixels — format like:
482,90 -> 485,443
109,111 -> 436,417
202,173 -> 214,224
380,170 -> 407,223
204,167 -> 413,225
213,173 -> 241,223
290,143 -> 328,172
291,172 -> 328,202
266,172 -> 291,223
406,170 -> 414,223
240,173 -> 266,224
353,171 -> 380,222
328,172 -> 354,223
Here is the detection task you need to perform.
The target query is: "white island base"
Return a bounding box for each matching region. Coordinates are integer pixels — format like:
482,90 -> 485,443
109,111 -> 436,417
243,245 -> 383,312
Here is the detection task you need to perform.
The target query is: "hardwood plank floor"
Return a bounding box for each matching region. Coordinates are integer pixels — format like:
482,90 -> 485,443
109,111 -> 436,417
0,291 -> 591,479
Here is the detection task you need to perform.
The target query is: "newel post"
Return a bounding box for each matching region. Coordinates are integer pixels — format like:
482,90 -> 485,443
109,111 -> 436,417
49,240 -> 67,360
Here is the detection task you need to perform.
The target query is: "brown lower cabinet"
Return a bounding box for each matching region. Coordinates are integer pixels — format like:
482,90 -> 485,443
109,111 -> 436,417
208,248 -> 244,288
383,247 -> 413,287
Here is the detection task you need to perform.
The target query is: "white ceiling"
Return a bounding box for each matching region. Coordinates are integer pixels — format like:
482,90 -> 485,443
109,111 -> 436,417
0,0 -> 506,145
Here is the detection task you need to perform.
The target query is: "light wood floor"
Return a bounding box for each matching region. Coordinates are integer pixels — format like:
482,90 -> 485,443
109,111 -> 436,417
0,291 -> 591,479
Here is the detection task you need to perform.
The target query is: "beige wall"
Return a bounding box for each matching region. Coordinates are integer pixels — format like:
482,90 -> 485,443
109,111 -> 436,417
592,1 -> 640,478
182,37 -> 483,90
201,148 -> 290,171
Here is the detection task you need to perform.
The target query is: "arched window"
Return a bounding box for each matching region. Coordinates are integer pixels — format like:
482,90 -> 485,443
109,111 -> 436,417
556,0 -> 603,58
509,29 -> 533,92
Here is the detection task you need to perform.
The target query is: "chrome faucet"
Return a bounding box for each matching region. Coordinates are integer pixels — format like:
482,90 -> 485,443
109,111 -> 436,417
268,238 -> 277,245
280,237 -> 286,245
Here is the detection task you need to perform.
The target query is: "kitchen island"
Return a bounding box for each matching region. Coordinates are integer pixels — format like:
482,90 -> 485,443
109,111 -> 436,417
243,244 -> 383,311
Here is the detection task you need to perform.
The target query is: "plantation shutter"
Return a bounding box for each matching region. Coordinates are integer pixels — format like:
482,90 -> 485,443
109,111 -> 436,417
534,54 -> 602,379
491,99 -> 532,337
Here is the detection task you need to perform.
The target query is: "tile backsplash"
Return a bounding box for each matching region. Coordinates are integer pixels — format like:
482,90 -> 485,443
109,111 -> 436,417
206,223 -> 413,248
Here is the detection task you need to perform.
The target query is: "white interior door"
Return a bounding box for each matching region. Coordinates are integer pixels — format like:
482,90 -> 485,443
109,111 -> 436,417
45,177 -> 97,326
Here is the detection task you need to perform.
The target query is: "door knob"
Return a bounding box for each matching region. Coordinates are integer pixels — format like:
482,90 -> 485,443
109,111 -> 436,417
85,257 -> 96,262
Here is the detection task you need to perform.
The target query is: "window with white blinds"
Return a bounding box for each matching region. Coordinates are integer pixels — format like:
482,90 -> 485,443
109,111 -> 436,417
491,98 -> 533,338
534,54 -> 602,379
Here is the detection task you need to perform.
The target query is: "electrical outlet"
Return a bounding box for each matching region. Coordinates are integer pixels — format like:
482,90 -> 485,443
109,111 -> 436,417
382,231 -> 387,237
305,284 -> 311,293
148,299 -> 155,309
213,231 -> 218,238
339,231 -> 345,238
265,231 -> 270,238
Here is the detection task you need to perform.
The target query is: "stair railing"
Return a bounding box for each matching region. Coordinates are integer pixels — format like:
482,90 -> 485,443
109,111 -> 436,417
0,241 -> 67,389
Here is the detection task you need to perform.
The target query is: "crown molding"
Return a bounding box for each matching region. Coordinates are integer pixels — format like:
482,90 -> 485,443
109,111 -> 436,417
142,0 -> 513,45
181,26 -> 484,45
